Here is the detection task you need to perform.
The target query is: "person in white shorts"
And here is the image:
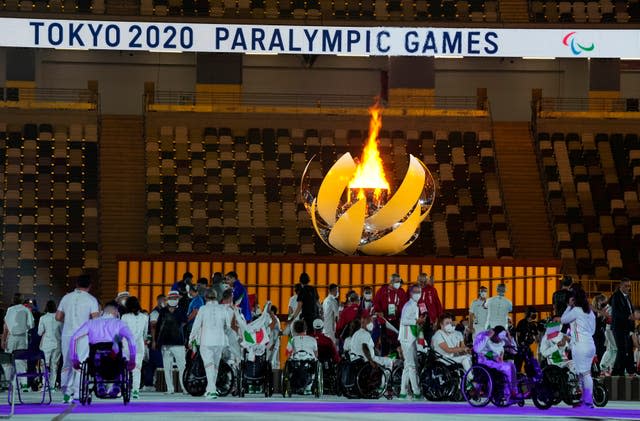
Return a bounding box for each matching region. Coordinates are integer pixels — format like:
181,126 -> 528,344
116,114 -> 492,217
56,275 -> 100,403
38,300 -> 62,391
2,294 -> 34,392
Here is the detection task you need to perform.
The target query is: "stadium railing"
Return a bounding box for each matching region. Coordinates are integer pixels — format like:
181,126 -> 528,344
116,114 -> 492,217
0,87 -> 98,110
534,96 -> 640,119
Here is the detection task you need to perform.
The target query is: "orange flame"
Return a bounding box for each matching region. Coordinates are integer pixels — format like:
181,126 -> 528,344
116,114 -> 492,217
348,100 -> 390,201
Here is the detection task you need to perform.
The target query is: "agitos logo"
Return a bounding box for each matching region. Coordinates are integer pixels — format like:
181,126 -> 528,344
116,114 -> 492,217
563,32 -> 595,55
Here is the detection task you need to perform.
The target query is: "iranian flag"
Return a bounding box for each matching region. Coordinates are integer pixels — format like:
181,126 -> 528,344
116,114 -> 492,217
243,327 -> 268,345
545,321 -> 561,340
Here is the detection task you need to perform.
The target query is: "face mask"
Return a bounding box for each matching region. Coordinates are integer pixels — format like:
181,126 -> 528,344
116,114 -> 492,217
366,322 -> 374,332
167,299 -> 178,307
480,291 -> 487,298
411,293 -> 421,302
498,331 -> 507,341
444,324 -> 455,333
119,299 -> 127,306
159,302 -> 166,308
498,290 -> 505,297
222,284 -> 230,291
392,282 -> 401,290
364,293 -> 372,300
334,290 -> 340,298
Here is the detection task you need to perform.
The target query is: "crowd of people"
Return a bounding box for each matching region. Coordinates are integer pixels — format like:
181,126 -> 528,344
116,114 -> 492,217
1,271 -> 639,407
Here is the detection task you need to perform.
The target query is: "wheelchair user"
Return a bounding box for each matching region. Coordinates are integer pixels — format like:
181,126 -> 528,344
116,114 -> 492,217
473,326 -> 518,399
286,320 -> 318,394
70,302 -> 136,397
539,323 -> 573,370
346,314 -> 394,371
432,313 -> 472,372
312,319 -> 340,364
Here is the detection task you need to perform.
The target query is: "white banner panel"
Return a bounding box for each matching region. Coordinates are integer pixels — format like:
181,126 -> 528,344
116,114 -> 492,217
0,17 -> 639,58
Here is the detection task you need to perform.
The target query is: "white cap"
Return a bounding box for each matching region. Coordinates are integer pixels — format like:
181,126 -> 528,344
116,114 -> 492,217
312,319 -> 324,330
167,290 -> 180,298
116,291 -> 130,299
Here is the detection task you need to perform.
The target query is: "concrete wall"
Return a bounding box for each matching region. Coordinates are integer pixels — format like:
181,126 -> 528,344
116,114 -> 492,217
3,49 -> 639,120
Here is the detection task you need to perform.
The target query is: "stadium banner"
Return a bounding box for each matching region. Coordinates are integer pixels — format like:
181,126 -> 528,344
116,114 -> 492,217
0,17 -> 639,58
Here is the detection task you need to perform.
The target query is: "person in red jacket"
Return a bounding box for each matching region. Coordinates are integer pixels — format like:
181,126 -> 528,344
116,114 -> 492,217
336,293 -> 360,340
312,319 -> 340,364
373,274 -> 407,356
417,273 -> 442,343
373,274 -> 407,328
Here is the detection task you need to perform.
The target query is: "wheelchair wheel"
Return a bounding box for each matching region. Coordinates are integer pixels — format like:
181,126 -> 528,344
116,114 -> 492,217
541,365 -> 564,405
79,362 -> 90,406
313,361 -> 323,398
531,382 -> 554,410
489,369 -> 510,408
421,363 -> 455,401
356,363 -> 387,399
217,361 -> 235,397
237,362 -> 245,398
281,363 -> 291,398
593,380 -> 609,408
122,369 -> 132,405
562,371 -> 582,407
263,363 -> 273,398
390,364 -> 403,397
461,366 -> 492,407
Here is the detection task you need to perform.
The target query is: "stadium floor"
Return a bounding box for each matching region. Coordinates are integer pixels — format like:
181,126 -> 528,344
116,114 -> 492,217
5,392 -> 640,421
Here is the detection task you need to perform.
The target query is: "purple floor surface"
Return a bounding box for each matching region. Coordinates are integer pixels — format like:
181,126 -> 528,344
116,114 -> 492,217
2,401 -> 639,418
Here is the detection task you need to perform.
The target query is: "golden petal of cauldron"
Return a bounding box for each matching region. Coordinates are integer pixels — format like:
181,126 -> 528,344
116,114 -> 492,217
317,152 -> 356,226
328,198 -> 367,255
359,201 -> 422,255
365,154 -> 426,231
309,198 -> 335,251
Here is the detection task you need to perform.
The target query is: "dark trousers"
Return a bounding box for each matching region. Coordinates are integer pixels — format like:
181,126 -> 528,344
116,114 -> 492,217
143,349 -> 164,386
612,329 -> 635,376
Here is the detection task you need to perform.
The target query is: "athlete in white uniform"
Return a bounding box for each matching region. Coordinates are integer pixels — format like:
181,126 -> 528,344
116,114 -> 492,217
560,285 -> 596,408
432,314 -> 472,372
121,296 -> 149,399
56,275 -> 100,403
398,285 -> 423,399
287,320 -> 318,360
347,314 -> 394,371
322,284 -> 340,344
38,300 -> 62,391
485,284 -> 512,330
2,294 -> 34,391
189,289 -> 232,399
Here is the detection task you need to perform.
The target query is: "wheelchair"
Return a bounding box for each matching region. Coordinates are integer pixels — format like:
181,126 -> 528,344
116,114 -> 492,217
78,342 -> 132,406
420,349 -> 465,401
319,358 -> 338,395
182,350 -> 235,397
282,351 -> 322,398
540,363 -> 608,407
236,350 -> 273,397
461,355 -> 524,408
337,354 -> 388,399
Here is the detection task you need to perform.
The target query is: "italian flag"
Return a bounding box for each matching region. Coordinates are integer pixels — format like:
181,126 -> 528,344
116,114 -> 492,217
243,327 -> 268,345
545,321 -> 561,340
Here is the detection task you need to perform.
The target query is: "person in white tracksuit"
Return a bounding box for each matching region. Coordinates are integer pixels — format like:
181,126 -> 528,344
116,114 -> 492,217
2,294 -> 35,390
322,284 -> 340,344
38,300 -> 62,391
189,289 -> 232,399
560,284 -> 596,408
398,285 -> 424,399
56,275 -> 100,403
121,296 -> 149,400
